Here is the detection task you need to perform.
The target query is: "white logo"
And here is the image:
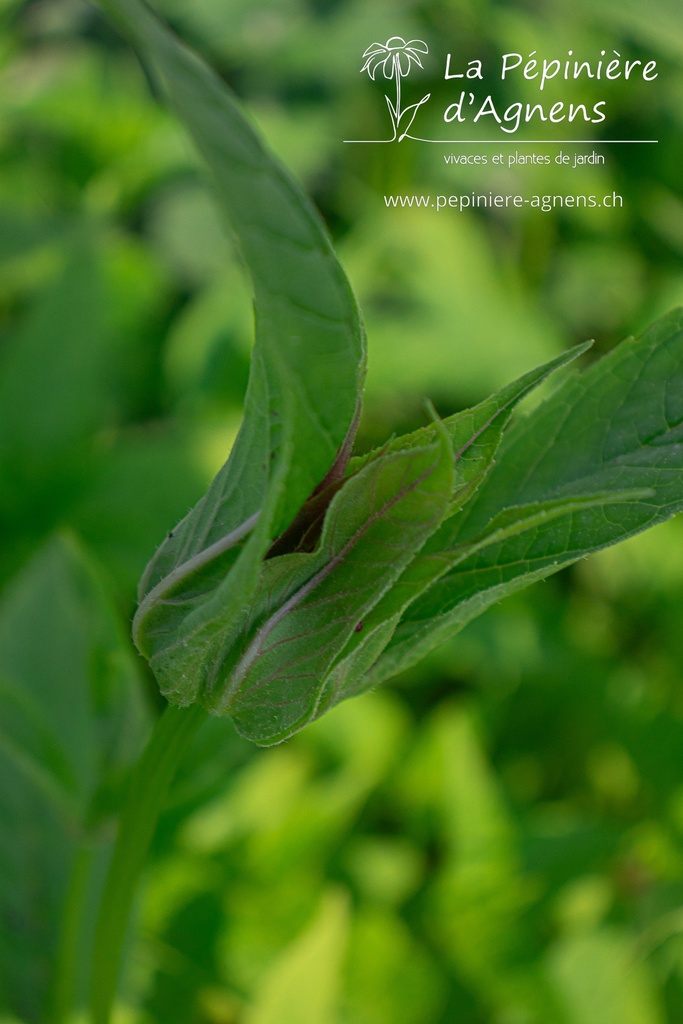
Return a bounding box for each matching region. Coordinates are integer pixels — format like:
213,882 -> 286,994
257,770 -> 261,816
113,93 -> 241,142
358,37 -> 430,142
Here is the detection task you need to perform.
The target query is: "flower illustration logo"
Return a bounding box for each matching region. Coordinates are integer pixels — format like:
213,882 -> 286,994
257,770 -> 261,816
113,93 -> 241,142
360,37 -> 430,141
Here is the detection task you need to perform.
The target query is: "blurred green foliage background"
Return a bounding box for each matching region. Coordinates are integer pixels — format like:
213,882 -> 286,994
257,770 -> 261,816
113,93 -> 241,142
1,0 -> 683,1021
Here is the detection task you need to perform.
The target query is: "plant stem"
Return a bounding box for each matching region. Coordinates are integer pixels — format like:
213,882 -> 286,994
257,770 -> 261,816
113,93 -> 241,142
395,66 -> 402,124
51,842 -> 94,1024
89,702 -> 204,1024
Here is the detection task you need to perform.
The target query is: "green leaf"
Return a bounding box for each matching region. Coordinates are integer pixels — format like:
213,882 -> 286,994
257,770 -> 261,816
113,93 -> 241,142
95,0 -> 365,613
368,310 -> 683,683
344,905 -> 447,1024
132,323 -> 588,739
140,424 -> 454,744
0,534 -> 148,1021
0,676 -> 81,827
0,535 -> 148,821
349,342 -> 590,503
423,704 -> 564,1021
244,890 -> 349,1024
425,706 -> 524,988
0,246 -> 112,462
326,345 -> 590,695
0,241 -> 131,586
366,489 -> 651,686
548,928 -> 665,1024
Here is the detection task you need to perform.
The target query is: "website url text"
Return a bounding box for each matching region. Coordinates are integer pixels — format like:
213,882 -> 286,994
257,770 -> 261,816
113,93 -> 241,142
384,192 -> 624,212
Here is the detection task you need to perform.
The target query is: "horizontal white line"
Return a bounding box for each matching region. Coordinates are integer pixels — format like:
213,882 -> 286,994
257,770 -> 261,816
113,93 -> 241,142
344,139 -> 658,144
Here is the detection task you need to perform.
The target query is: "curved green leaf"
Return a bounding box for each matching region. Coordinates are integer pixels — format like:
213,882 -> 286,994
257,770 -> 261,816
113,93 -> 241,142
96,0 -> 365,614
369,310 -> 683,683
175,425 -> 453,743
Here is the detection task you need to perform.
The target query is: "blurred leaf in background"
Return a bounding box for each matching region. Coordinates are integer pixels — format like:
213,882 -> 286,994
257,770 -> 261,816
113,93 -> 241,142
0,534 -> 148,1020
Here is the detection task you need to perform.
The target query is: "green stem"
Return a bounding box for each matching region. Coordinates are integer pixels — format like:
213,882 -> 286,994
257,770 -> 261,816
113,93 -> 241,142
89,702 -> 204,1024
51,842 -> 94,1024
